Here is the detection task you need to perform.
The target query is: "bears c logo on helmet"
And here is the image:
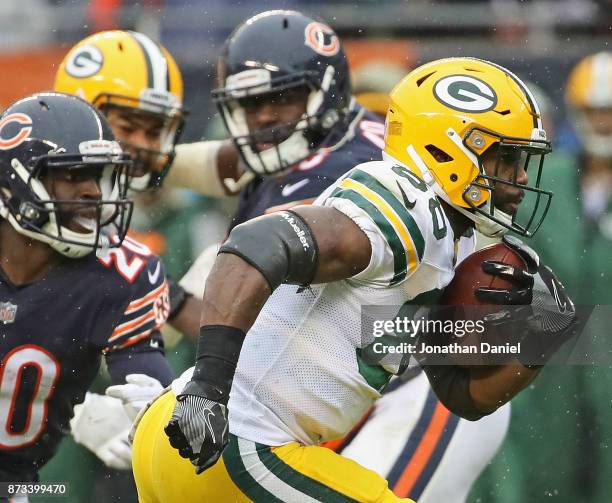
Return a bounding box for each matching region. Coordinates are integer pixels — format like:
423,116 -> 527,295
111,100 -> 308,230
65,44 -> 104,79
433,74 -> 498,113
0,113 -> 32,150
304,22 -> 340,56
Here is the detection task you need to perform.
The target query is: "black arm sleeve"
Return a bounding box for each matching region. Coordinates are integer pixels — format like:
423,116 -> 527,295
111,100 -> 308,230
105,336 -> 174,386
219,210 -> 318,291
421,365 -> 488,421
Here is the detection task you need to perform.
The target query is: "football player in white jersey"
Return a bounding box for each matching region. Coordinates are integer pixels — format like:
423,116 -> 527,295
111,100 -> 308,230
131,58 -> 575,503
329,90 -> 512,503
175,12 -> 513,502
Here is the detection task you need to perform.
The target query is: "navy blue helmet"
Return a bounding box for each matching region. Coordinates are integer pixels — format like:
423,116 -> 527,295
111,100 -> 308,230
0,92 -> 133,257
212,10 -> 352,176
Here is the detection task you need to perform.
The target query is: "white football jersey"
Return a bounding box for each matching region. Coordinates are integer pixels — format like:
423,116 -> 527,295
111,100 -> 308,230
174,159 -> 476,447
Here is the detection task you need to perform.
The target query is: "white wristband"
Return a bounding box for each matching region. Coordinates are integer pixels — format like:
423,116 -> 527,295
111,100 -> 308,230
166,141 -> 226,197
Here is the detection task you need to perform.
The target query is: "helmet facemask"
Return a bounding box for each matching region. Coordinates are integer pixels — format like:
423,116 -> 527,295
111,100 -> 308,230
96,92 -> 185,191
458,127 -> 552,237
213,66 -> 346,176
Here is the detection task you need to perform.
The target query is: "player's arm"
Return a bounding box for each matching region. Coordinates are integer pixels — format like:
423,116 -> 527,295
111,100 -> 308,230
164,193 -> 368,339
165,205 -> 371,472
469,364 -> 540,413
105,334 -> 174,385
165,275 -> 201,339
199,205 -> 371,330
167,294 -> 201,339
71,253 -> 175,470
422,364 -> 540,421
165,140 -> 241,196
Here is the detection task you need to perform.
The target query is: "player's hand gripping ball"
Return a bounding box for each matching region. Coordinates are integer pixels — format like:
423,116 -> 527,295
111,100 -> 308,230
439,236 -> 575,366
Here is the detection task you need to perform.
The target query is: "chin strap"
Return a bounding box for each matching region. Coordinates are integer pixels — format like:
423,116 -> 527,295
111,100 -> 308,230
450,202 -> 510,238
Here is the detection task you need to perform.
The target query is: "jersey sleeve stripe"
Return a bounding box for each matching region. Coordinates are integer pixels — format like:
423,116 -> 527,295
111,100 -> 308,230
125,282 -> 167,314
104,328 -> 156,353
117,328 -> 155,350
331,187 -> 407,285
109,311 -> 156,341
347,169 -> 425,261
338,178 -> 421,274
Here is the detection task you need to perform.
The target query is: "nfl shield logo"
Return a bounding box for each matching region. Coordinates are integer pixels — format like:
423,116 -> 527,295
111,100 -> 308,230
0,301 -> 17,324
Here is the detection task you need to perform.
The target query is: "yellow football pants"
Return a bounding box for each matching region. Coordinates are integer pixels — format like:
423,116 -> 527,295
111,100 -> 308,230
132,390 -> 415,503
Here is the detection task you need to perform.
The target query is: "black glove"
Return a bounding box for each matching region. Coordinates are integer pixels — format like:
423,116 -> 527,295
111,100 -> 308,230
474,235 -> 538,305
475,235 -> 576,366
164,380 -> 229,474
164,325 -> 245,474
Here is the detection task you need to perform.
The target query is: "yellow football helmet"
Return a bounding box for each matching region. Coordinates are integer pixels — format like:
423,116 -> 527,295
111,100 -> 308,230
385,57 -> 551,237
566,51 -> 612,158
54,30 -> 185,190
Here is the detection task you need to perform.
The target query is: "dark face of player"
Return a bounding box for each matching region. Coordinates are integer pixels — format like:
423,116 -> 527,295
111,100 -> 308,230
240,86 -> 309,152
481,146 -> 528,216
42,166 -> 103,233
105,107 -> 165,177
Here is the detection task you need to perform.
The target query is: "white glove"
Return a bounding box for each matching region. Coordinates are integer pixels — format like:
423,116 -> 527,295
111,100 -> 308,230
106,373 -> 164,422
94,429 -> 132,470
70,392 -> 133,470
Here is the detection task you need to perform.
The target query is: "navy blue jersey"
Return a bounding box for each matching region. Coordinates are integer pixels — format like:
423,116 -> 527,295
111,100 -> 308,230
231,107 -> 384,228
0,236 -> 171,480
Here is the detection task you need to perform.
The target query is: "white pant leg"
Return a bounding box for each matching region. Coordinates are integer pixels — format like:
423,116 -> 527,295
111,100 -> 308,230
339,372 -> 510,503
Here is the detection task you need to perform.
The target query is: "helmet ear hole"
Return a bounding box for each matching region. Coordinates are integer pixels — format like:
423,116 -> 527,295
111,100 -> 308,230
425,144 -> 453,163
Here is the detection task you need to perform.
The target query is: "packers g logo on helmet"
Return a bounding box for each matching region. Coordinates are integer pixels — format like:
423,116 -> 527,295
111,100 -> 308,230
64,45 -> 104,79
433,75 -> 498,113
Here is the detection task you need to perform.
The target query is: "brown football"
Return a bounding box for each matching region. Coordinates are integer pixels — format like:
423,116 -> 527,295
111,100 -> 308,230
440,242 -> 528,306
436,242 -> 529,366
